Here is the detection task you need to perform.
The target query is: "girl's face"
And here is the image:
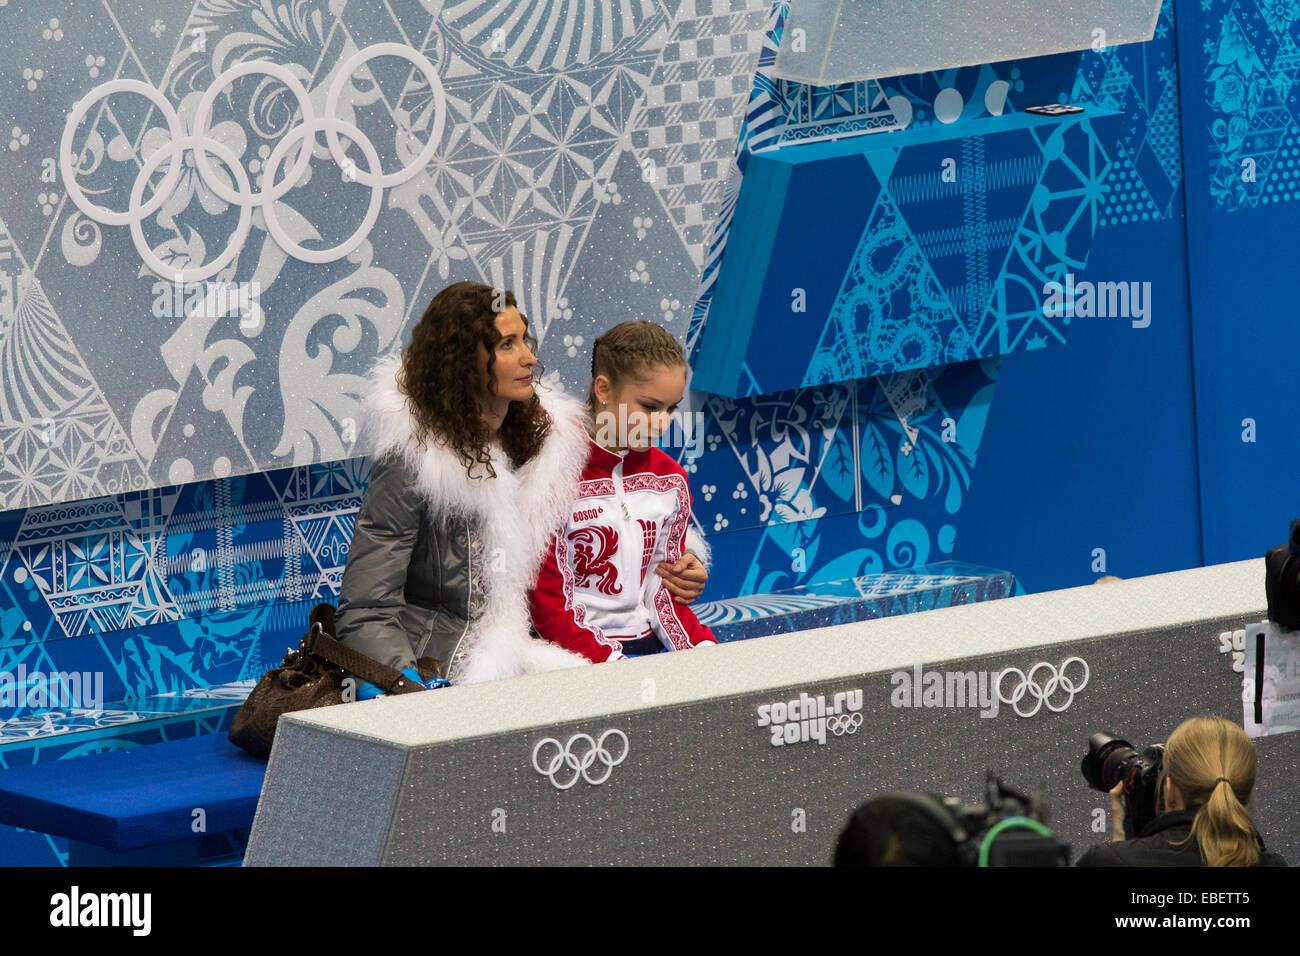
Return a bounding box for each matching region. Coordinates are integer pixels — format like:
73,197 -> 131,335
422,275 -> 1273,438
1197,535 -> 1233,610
476,306 -> 538,406
594,363 -> 686,451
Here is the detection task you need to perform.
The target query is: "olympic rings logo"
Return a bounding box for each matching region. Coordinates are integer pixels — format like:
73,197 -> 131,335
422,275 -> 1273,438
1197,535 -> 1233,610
59,43 -> 445,283
826,712 -> 863,736
996,656 -> 1090,717
531,729 -> 630,790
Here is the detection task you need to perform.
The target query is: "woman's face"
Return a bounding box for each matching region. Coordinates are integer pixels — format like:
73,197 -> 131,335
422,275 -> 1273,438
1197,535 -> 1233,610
476,306 -> 537,405
594,363 -> 685,451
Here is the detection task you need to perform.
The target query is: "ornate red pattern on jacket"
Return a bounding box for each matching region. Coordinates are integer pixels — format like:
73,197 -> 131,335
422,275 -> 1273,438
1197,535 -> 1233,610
566,524 -> 622,595
653,586 -> 693,650
638,518 -> 658,579
623,473 -> 690,561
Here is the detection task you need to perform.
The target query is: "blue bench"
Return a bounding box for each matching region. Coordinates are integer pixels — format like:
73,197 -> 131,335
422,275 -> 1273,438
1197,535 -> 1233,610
693,560 -> 1018,639
0,564 -> 1016,865
0,733 -> 266,865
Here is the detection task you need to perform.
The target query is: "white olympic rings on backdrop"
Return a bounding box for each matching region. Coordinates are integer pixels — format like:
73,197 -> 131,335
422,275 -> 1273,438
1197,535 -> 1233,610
532,730 -> 630,790
325,44 -> 446,188
59,43 -> 445,283
996,656 -> 1090,717
130,134 -> 253,281
827,712 -> 863,736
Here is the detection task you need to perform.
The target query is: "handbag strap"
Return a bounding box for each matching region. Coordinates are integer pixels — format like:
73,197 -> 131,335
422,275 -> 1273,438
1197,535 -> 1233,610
308,626 -> 427,696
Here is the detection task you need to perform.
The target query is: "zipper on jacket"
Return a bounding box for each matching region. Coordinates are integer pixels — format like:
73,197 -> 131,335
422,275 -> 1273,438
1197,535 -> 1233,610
414,610 -> 438,660
446,514 -> 474,680
610,457 -> 651,631
414,514 -> 446,661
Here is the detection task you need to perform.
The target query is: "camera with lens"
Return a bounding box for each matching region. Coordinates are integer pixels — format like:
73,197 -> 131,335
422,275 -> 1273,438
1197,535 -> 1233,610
1081,732 -> 1165,837
1265,517 -> 1300,629
913,772 -> 1071,866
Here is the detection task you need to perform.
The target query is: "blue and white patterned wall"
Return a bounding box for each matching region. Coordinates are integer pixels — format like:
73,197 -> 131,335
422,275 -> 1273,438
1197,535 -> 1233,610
0,0 -> 1106,671
0,0 -> 1220,705
0,0 -> 1295,866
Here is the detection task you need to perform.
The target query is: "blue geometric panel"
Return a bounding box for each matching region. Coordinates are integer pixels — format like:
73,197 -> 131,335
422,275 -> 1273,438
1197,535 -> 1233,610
1196,0 -> 1300,209
692,108 -> 1121,396
681,354 -> 999,601
691,375 -> 900,538
691,147 -> 883,396
810,190 -> 965,383
1073,0 -> 1183,225
971,112 -> 1125,352
887,127 -> 1043,331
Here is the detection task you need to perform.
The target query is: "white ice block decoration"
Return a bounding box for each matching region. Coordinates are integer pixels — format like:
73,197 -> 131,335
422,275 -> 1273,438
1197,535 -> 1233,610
773,0 -> 1164,85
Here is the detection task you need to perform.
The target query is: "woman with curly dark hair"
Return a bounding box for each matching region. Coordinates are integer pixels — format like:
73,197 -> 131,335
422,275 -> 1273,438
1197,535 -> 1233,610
335,281 -> 592,690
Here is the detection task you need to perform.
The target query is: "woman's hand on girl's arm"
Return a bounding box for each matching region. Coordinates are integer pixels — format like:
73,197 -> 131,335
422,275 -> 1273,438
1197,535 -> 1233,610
656,551 -> 708,603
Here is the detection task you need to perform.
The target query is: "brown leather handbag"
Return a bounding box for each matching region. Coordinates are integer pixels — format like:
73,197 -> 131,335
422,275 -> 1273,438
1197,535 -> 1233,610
228,601 -> 443,759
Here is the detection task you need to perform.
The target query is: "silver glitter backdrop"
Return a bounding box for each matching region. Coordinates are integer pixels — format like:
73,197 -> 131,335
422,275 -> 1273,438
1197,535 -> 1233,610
246,558 -> 1300,865
0,0 -> 770,509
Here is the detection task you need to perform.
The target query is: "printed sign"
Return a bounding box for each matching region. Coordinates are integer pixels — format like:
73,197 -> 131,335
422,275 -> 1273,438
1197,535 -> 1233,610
1241,621 -> 1300,738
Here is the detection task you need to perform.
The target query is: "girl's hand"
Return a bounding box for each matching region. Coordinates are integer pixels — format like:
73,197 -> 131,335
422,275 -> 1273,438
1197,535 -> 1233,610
656,552 -> 708,603
1109,781 -> 1127,842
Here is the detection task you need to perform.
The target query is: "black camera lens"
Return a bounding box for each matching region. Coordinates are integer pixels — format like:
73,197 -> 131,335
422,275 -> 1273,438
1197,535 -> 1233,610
1081,732 -> 1165,838
1081,732 -> 1137,792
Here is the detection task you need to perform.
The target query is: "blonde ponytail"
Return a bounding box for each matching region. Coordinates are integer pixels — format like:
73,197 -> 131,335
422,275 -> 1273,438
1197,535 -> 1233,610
1166,716 -> 1260,867
1192,776 -> 1258,867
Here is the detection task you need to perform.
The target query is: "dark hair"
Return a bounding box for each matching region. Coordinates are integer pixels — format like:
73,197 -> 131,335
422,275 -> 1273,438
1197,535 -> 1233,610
585,321 -> 687,418
833,796 -> 961,867
397,281 -> 548,479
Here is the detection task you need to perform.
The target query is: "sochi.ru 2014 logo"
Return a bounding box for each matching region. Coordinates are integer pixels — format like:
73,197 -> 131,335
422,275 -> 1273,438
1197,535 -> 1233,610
756,689 -> 863,746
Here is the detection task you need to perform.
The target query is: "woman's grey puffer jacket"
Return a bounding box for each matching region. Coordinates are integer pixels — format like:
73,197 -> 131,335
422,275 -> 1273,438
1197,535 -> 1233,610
335,351 -> 594,685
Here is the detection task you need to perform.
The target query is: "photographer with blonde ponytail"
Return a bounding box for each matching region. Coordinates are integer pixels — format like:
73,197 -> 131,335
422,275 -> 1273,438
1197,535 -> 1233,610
1077,716 -> 1286,866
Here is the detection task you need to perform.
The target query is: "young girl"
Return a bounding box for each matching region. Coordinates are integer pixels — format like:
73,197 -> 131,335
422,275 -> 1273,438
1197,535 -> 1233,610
529,322 -> 716,660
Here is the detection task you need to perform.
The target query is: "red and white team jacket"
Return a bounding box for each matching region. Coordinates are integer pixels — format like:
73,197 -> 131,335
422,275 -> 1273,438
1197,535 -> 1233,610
529,435 -> 716,662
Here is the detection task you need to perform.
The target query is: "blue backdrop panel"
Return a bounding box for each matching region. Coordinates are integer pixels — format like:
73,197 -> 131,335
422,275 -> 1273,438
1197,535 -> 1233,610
956,0 -> 1299,587
956,212 -> 1203,592
693,108 -> 1123,397
695,356 -> 1000,601
1175,0 -> 1300,564
690,150 -> 883,396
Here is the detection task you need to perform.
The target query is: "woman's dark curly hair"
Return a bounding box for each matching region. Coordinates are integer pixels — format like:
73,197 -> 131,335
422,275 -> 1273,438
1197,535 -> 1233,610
397,282 -> 549,479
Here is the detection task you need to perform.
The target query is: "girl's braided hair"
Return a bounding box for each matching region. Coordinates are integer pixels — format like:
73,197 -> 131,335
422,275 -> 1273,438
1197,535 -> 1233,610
586,321 -> 687,417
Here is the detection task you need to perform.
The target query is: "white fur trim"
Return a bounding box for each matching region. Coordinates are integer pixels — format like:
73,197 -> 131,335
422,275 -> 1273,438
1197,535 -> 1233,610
360,351 -> 593,683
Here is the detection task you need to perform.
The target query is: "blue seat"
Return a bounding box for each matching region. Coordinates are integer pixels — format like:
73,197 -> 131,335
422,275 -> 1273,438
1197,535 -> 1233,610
0,733 -> 265,864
